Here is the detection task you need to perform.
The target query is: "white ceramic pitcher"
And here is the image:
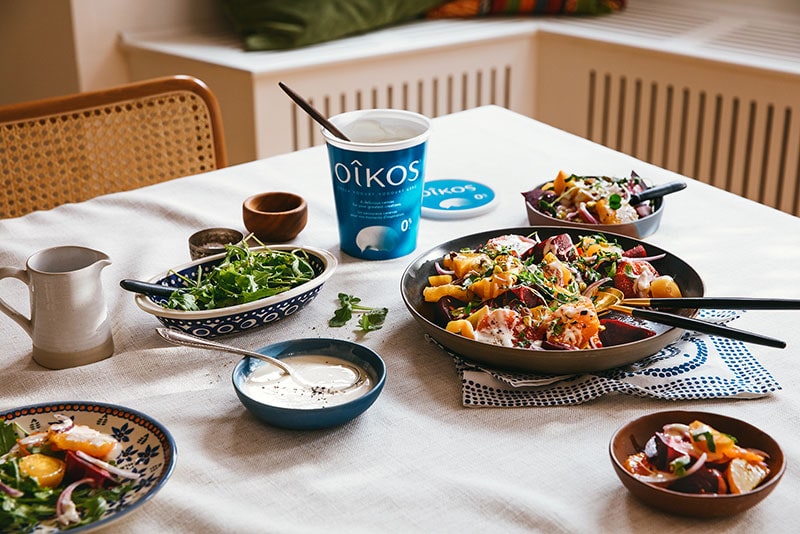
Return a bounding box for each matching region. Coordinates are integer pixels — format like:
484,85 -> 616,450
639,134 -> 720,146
0,246 -> 115,369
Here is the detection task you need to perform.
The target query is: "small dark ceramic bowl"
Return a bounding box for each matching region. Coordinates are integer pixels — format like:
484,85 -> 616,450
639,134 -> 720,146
243,191 -> 308,242
232,338 -> 386,430
524,180 -> 665,239
609,410 -> 785,518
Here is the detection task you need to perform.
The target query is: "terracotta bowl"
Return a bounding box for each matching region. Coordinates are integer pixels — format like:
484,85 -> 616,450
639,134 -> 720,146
609,410 -> 785,518
243,191 -> 308,242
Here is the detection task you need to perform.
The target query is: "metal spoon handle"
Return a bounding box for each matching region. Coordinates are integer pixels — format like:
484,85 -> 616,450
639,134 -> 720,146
156,327 -> 293,375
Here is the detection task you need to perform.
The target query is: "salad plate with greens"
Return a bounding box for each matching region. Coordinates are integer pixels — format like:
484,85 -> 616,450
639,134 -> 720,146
131,243 -> 337,337
0,402 -> 175,532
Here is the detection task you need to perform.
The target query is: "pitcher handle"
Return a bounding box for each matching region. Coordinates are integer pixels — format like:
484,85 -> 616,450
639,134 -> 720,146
0,267 -> 32,336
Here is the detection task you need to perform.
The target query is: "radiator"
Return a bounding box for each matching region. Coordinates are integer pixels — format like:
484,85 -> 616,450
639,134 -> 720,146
583,70 -> 800,216
123,1 -> 800,217
289,66 -> 514,151
535,1 -> 800,217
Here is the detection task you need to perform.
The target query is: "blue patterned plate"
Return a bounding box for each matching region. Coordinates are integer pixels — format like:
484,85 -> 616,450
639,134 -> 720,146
133,245 -> 337,337
0,401 -> 176,532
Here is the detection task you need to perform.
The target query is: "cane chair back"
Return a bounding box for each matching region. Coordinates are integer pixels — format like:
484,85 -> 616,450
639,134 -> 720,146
0,75 -> 227,218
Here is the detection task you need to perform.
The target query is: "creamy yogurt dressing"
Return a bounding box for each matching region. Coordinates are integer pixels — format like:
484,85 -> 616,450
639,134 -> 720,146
242,354 -> 372,409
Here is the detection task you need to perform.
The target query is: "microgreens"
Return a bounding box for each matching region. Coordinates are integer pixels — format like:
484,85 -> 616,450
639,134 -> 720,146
329,293 -> 388,332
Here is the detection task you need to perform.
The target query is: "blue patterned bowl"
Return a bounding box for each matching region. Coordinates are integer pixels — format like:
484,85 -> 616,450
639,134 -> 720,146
0,401 -> 176,532
133,245 -> 337,337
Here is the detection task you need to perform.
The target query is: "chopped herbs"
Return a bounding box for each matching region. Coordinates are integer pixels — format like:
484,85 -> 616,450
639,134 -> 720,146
329,293 -> 388,332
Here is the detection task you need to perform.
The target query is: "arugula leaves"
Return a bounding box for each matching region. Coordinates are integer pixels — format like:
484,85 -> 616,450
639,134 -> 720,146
0,420 -> 132,531
0,420 -> 18,455
329,293 -> 388,332
166,242 -> 315,311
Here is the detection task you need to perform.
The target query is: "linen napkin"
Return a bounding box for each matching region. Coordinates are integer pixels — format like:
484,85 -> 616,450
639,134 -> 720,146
432,310 -> 781,407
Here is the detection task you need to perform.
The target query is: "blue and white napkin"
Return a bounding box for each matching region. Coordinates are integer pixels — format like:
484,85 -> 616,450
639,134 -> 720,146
434,310 -> 782,407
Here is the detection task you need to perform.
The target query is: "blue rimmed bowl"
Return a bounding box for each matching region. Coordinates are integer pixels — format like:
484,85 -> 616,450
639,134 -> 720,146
0,401 -> 177,532
232,338 -> 386,430
133,245 -> 337,337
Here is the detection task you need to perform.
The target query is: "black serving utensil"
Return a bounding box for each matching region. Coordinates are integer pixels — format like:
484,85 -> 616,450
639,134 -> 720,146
609,304 -> 786,348
278,81 -> 351,141
629,181 -> 687,205
120,279 -> 179,298
622,297 -> 800,310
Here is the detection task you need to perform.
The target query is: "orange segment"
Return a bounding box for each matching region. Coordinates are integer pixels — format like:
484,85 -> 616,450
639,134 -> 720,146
726,458 -> 769,494
48,424 -> 120,460
19,453 -> 66,488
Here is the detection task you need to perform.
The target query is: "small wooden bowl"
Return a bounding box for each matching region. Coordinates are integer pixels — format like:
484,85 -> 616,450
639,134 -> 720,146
243,192 -> 308,242
609,410 -> 785,518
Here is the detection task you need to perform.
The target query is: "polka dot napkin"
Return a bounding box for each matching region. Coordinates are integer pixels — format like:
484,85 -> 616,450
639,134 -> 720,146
437,310 -> 782,407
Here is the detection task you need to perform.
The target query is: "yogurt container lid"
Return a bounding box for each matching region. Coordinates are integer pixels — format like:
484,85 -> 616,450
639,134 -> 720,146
421,179 -> 497,219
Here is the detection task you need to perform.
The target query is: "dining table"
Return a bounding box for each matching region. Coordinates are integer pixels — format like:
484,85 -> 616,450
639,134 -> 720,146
1,104 -> 799,533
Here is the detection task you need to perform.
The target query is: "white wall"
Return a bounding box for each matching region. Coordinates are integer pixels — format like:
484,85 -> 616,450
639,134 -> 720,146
1,0 -> 797,107
0,0 -> 227,106
0,0 -> 79,104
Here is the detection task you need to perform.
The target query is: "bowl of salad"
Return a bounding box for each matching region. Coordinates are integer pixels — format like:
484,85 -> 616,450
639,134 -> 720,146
0,401 -> 176,532
609,410 -> 785,517
400,226 -> 704,374
523,171 -> 684,238
131,243 -> 337,337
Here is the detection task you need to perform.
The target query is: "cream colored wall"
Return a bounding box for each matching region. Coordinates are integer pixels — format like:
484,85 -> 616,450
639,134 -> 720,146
0,0 -> 227,106
0,0 -> 79,105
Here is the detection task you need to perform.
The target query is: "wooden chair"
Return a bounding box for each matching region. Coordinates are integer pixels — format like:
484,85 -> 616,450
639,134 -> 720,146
0,75 -> 227,218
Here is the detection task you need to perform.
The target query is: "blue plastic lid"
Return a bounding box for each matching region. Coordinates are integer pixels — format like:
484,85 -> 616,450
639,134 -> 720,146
421,179 -> 497,219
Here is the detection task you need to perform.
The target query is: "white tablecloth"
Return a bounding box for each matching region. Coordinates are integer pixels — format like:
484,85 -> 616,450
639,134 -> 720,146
2,106 -> 799,533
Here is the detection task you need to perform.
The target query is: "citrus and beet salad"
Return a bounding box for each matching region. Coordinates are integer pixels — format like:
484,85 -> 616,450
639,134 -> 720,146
422,232 -> 681,350
523,170 -> 652,224
625,420 -> 771,495
0,415 -> 139,531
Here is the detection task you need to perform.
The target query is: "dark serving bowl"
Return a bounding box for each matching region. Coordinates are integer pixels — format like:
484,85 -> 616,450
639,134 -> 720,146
609,410 -> 785,517
400,226 -> 704,374
524,180 -> 666,239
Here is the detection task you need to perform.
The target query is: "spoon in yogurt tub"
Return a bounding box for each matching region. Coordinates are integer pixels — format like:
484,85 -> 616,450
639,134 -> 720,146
155,328 -> 367,392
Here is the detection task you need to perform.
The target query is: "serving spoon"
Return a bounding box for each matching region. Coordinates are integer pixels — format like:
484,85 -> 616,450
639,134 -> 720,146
121,279 -> 180,298
592,289 -> 786,348
629,181 -> 686,205
155,328 -> 366,392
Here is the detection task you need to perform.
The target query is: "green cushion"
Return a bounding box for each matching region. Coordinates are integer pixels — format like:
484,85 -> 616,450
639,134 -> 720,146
220,0 -> 447,51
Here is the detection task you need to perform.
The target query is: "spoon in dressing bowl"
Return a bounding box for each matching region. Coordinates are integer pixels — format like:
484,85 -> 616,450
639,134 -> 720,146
155,328 -> 366,392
